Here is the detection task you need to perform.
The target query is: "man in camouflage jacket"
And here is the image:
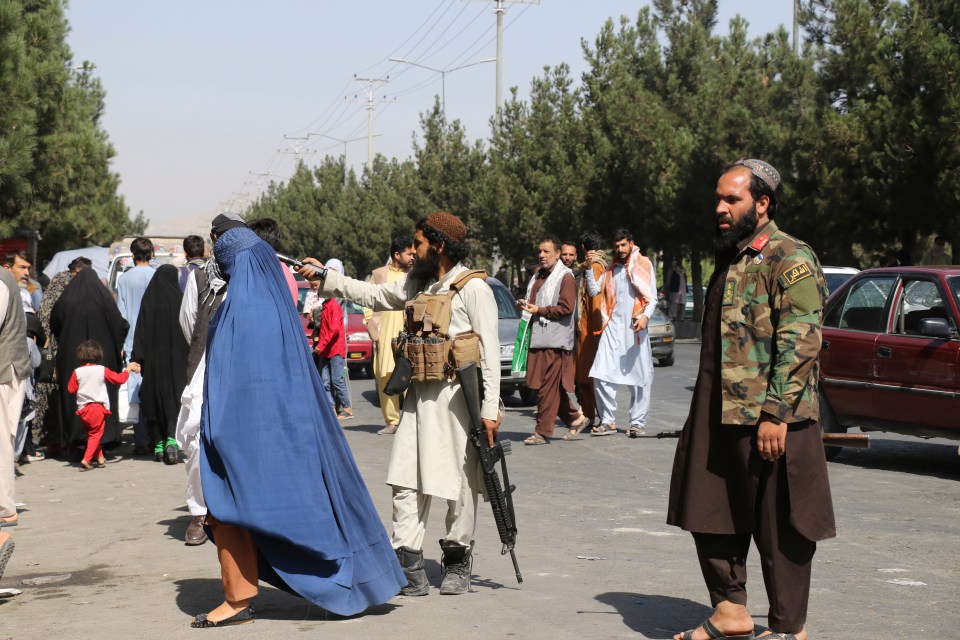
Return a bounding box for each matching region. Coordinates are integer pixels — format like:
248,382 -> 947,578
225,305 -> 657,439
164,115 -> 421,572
718,218 -> 827,427
667,160 -> 835,640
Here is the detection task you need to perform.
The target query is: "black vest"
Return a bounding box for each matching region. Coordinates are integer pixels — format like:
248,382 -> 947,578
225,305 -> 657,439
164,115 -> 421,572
186,268 -> 226,381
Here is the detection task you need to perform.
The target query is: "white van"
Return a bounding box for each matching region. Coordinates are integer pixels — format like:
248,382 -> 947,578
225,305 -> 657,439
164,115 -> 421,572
106,236 -> 189,294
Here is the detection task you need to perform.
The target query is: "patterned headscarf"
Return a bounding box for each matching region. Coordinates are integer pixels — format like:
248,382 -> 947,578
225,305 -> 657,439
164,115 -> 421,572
734,158 -> 781,192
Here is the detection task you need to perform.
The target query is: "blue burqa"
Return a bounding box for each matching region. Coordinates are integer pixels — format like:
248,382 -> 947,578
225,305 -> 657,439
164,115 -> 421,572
200,228 -> 405,616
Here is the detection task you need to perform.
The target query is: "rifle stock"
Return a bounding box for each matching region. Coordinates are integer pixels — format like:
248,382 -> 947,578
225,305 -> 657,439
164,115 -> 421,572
456,362 -> 522,584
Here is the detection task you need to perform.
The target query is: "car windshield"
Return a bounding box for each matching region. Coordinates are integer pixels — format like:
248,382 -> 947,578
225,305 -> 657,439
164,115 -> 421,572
949,277 -> 960,310
490,283 -> 521,320
110,254 -> 181,292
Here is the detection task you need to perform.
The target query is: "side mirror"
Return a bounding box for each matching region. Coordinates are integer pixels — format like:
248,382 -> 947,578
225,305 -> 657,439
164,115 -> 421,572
919,317 -> 952,339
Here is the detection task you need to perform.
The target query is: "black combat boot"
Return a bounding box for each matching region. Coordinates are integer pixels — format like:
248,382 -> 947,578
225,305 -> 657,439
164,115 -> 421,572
395,546 -> 429,596
439,540 -> 473,595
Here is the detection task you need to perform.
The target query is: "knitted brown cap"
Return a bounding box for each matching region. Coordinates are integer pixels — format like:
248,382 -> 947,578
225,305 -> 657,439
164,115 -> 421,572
424,211 -> 467,243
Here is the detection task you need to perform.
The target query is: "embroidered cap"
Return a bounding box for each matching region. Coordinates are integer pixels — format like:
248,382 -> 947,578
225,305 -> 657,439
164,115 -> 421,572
424,211 -> 468,243
733,158 -> 781,192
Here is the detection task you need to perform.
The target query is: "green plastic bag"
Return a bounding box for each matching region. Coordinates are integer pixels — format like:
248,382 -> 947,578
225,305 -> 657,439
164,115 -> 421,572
511,314 -> 531,377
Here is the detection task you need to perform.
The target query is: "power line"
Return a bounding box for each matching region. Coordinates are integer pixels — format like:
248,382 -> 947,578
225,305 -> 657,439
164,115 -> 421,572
353,0 -> 449,76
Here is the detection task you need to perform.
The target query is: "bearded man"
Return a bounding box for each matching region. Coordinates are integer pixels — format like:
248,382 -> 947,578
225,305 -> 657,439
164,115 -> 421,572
584,228 -> 657,437
300,212 -> 501,597
365,235 -> 415,435
667,159 -> 835,640
518,235 -> 586,445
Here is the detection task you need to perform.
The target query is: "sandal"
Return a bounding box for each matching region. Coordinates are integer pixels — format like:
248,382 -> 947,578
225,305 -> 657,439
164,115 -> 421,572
590,424 -> 617,436
627,425 -> 646,438
523,434 -> 549,446
678,619 -> 755,640
562,415 -> 589,441
562,427 -> 583,441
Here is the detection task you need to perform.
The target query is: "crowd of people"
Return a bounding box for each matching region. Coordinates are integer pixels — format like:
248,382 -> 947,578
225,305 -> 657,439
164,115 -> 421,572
510,228 -> 660,446
0,158 -> 857,639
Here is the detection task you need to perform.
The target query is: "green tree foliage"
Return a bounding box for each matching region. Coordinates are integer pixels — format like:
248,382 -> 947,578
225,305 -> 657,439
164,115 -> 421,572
0,0 -> 141,256
807,0 -> 960,263
251,0 -> 960,285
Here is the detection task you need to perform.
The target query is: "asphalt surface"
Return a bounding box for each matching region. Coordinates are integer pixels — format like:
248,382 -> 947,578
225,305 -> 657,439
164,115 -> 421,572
2,342 -> 958,639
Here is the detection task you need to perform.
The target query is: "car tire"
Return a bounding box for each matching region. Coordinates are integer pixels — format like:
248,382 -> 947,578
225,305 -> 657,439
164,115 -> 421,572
364,364 -> 375,379
657,354 -> 675,367
518,387 -> 538,406
819,388 -> 845,461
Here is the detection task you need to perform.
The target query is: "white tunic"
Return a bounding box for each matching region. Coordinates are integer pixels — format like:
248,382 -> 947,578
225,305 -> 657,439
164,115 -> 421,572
323,264 -> 500,502
586,262 -> 656,387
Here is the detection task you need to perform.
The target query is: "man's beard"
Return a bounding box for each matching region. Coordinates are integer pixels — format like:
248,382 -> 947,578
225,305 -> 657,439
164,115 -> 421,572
409,248 -> 441,283
714,205 -> 759,249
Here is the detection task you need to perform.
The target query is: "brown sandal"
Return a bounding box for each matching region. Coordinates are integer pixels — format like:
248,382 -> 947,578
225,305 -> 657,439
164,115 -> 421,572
523,434 -> 549,445
590,424 -> 617,436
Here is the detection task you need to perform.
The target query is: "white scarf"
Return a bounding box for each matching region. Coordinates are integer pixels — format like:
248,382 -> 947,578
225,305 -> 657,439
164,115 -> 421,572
525,262 -> 573,327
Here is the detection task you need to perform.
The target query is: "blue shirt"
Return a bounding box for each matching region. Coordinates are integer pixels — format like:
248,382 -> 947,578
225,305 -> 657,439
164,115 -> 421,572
116,264 -> 155,357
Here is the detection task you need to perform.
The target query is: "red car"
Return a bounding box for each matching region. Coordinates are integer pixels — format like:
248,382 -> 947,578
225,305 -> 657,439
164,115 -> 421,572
343,300 -> 374,378
296,280 -> 374,378
819,266 -> 960,457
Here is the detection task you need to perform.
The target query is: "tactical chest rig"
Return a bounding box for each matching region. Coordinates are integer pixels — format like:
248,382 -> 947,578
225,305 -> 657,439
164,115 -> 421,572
392,269 -> 487,382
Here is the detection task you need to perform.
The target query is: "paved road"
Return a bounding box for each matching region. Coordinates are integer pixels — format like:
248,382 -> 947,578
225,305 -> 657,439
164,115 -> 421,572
2,342 -> 957,639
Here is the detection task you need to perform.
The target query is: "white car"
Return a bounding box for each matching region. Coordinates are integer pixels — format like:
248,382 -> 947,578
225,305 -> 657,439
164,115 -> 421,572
822,266 -> 859,297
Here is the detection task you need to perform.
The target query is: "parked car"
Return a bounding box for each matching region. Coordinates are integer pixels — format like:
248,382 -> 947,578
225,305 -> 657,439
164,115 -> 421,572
295,277 -> 313,337
818,266 -> 960,458
487,277 -> 538,405
822,265 -> 859,296
344,300 -> 374,378
296,277 -> 374,377
683,283 -> 707,319
649,307 -> 676,366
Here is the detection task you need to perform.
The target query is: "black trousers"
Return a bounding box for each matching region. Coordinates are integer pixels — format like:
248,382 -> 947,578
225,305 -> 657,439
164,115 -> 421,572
692,457 -> 816,634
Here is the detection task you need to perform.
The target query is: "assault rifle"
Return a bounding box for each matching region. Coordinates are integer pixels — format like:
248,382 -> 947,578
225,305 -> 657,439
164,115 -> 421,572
632,430 -> 870,449
456,362 -> 522,584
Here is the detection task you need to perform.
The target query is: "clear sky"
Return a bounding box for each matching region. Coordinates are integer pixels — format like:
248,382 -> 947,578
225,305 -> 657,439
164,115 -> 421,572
65,1 -> 794,234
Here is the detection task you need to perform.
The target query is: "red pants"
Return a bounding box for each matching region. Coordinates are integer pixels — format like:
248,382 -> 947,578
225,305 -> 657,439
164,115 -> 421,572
77,403 -> 108,464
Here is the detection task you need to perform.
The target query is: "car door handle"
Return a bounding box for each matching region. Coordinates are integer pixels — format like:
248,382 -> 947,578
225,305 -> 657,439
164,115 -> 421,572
877,346 -> 892,358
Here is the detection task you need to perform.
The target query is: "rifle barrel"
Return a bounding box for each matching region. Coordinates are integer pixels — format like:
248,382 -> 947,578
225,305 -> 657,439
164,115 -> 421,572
634,430 -> 870,449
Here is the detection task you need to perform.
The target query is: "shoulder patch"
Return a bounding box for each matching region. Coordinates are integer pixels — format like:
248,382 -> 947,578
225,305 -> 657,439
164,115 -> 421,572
750,235 -> 770,252
722,279 -> 736,306
779,263 -> 813,289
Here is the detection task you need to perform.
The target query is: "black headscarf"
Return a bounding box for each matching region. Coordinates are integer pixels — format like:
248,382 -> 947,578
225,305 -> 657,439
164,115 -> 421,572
132,264 -> 188,445
50,269 -> 128,448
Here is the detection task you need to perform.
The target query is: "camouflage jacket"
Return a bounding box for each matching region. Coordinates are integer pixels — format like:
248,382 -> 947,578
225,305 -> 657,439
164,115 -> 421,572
717,221 -> 827,425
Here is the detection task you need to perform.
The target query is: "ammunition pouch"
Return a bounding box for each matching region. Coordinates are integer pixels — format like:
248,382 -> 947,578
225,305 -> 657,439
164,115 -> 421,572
389,269 -> 487,384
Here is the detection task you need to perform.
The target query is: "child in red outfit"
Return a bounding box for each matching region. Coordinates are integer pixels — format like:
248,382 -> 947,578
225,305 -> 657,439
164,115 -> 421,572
66,340 -> 141,471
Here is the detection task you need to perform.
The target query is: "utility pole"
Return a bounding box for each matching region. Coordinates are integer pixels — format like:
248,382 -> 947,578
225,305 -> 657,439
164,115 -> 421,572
482,1 -> 538,124
352,76 -> 391,171
388,57 -> 495,119
250,172 -> 274,194
316,134 -> 378,187
280,135 -> 311,165
793,0 -> 800,56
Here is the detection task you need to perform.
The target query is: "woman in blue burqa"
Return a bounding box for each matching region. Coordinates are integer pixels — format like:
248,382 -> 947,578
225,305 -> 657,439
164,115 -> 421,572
193,224 -> 405,628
